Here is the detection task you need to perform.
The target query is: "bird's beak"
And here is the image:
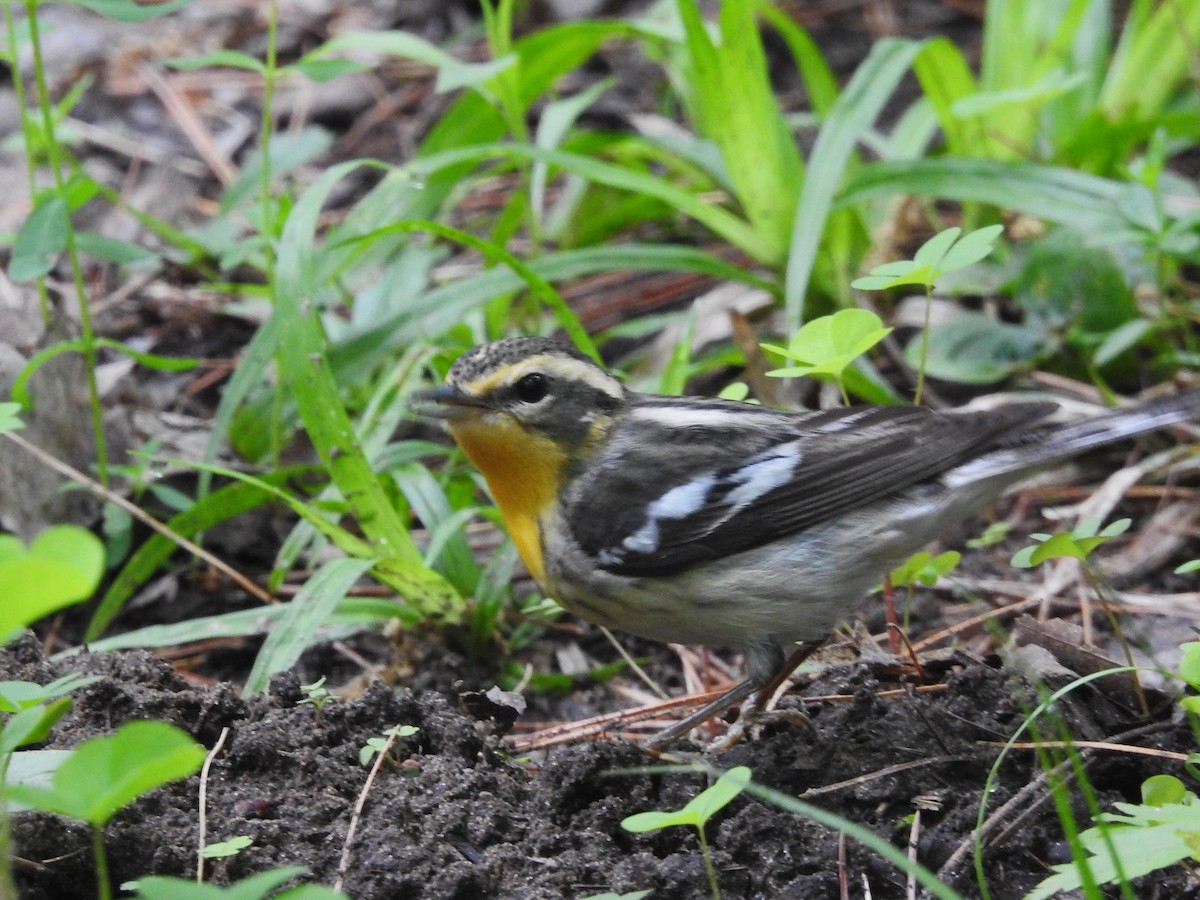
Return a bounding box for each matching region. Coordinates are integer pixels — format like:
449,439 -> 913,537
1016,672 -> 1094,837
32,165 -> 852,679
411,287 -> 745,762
409,386 -> 489,419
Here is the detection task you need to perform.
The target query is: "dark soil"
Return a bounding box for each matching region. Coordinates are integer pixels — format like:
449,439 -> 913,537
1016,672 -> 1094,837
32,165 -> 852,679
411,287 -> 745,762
6,630 -> 1197,900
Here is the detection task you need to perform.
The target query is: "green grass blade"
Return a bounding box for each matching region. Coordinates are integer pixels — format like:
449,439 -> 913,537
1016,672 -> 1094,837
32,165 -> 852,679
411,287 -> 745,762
912,38 -> 987,156
243,556 -> 376,695
838,158 -> 1126,233
403,143 -> 774,262
85,474 -> 298,641
274,160 -> 458,618
784,38 -> 925,329
64,598 -> 418,657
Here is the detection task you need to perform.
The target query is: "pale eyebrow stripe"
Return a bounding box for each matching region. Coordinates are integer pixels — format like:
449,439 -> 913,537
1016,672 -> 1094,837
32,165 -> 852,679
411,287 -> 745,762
464,354 -> 624,402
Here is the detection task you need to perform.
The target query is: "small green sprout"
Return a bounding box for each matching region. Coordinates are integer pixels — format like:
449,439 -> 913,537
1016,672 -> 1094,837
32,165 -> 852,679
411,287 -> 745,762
1176,559 -> 1200,574
621,766 -> 751,900
717,382 -> 752,403
1011,518 -> 1131,568
298,677 -> 334,723
359,725 -> 420,767
1180,641 -> 1200,717
853,225 -> 1004,404
852,226 -> 1005,293
200,835 -> 254,859
889,550 -> 961,588
763,309 -> 893,405
966,521 -> 1011,549
0,402 -> 24,432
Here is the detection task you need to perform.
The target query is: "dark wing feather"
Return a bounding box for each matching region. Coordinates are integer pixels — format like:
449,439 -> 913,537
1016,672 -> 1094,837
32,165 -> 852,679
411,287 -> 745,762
567,398 -> 1055,577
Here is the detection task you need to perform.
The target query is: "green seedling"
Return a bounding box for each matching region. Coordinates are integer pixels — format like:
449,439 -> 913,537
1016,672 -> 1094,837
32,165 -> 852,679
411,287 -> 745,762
621,766 -> 751,900
200,835 -> 254,859
298,677 -> 334,723
6,720 -> 205,900
0,673 -> 99,896
889,550 -> 961,588
1,696 -> 72,759
1179,641 -> 1200,718
359,724 -> 419,767
966,521 -> 1011,549
1027,774 -> 1200,899
0,403 -> 22,432
0,525 -> 105,643
763,308 -> 893,405
1011,518 -> 1131,569
1176,559 -> 1200,575
853,225 -> 1004,403
127,866 -> 344,899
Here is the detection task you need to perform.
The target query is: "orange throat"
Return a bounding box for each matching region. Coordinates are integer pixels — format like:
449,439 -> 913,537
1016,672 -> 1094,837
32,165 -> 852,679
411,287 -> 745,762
447,418 -> 565,586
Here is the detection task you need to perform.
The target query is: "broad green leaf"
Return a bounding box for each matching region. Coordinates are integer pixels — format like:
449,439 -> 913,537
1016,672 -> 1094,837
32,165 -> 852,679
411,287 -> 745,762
1142,775 -> 1188,807
0,697 -> 72,754
0,526 -> 105,640
938,224 -> 1004,271
890,550 -> 960,588
10,194 -> 69,282
0,674 -> 99,713
5,720 -> 204,827
65,0 -> 191,22
0,402 -> 23,431
130,867 -> 343,900
906,314 -> 1042,384
912,227 -> 961,268
767,309 -> 892,379
2,750 -> 73,812
1180,642 -> 1200,686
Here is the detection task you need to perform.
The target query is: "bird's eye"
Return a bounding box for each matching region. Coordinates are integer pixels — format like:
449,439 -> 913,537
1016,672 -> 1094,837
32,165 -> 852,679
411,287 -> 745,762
514,372 -> 549,403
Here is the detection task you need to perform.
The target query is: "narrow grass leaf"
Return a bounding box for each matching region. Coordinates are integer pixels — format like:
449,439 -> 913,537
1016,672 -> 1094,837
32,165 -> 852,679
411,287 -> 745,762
243,557 -> 376,695
71,598 -> 417,657
275,160 -> 458,613
785,38 -> 924,329
839,159 -> 1126,233
86,475 -> 295,641
74,232 -> 158,266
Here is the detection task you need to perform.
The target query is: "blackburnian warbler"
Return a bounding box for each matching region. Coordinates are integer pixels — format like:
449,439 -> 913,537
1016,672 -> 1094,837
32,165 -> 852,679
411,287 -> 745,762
417,337 -> 1199,744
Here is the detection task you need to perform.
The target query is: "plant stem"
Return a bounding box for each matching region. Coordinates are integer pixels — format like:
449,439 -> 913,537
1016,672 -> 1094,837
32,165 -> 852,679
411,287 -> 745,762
2,0 -> 51,325
92,824 -> 112,900
913,284 -> 933,406
22,0 -> 109,484
696,826 -> 721,900
0,755 -> 17,899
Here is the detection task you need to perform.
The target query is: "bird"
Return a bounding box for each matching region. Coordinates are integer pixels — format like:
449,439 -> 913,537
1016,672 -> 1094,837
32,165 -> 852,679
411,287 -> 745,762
415,336 -> 1199,745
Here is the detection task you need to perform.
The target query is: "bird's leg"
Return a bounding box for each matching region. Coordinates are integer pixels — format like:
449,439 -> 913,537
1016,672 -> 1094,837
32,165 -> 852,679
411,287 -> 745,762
644,642 -> 822,752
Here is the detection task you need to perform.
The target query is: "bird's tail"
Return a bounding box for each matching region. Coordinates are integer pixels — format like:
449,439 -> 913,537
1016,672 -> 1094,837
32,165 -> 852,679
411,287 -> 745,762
957,387 -> 1200,484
